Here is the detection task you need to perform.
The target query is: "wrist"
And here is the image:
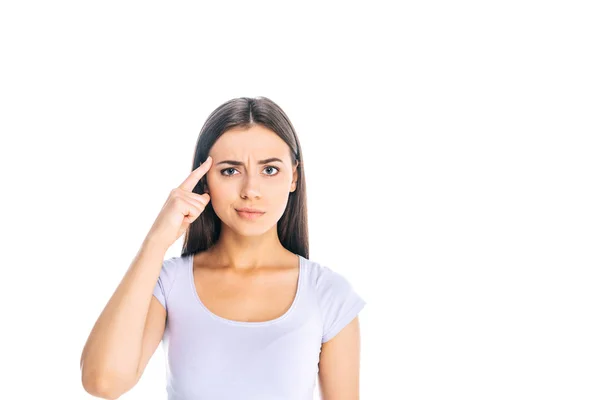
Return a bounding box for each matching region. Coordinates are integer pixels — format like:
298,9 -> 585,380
141,235 -> 170,255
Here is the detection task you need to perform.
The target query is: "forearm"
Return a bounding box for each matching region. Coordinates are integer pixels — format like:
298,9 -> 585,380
80,238 -> 167,395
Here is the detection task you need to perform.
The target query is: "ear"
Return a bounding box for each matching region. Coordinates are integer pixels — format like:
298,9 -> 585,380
291,160 -> 299,193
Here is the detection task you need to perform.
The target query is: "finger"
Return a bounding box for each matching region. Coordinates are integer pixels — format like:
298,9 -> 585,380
185,191 -> 210,205
181,191 -> 210,208
177,196 -> 206,221
178,156 -> 212,192
182,205 -> 201,224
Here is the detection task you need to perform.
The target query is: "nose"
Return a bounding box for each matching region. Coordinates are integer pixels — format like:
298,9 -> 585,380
240,173 -> 261,199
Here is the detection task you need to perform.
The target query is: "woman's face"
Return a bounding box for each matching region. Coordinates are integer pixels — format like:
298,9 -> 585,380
205,125 -> 298,236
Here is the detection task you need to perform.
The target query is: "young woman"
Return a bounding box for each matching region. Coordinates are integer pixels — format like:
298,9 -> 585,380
80,96 -> 367,399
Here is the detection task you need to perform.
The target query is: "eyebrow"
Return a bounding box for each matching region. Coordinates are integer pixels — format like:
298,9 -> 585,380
216,157 -> 284,166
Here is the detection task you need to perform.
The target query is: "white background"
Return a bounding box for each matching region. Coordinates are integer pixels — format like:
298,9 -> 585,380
1,1 -> 598,399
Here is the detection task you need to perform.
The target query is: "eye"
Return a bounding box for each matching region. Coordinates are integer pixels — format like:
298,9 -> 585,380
220,167 -> 238,176
219,166 -> 280,177
264,166 -> 280,176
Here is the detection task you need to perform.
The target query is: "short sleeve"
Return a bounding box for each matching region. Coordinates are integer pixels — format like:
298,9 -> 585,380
152,256 -> 179,311
317,266 -> 367,343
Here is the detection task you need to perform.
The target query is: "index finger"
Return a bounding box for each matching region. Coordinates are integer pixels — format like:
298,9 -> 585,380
179,156 -> 213,192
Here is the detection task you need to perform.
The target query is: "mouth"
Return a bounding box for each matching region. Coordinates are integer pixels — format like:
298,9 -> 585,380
236,209 -> 265,220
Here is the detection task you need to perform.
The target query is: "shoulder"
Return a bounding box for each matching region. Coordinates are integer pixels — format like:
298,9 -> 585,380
303,257 -> 356,296
159,255 -> 185,281
152,255 -> 188,310
302,257 -> 367,343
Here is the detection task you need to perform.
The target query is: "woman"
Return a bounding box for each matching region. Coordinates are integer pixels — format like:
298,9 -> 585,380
80,96 -> 367,399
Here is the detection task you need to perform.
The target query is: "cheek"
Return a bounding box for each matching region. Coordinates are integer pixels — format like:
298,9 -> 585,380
266,180 -> 291,196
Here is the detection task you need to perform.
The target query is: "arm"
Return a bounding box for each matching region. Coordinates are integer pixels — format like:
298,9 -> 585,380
318,316 -> 362,400
80,238 -> 168,399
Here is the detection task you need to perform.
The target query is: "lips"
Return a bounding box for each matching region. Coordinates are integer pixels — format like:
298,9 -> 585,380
235,208 -> 265,214
236,208 -> 265,220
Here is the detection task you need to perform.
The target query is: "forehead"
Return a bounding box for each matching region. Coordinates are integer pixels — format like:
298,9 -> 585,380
211,125 -> 290,158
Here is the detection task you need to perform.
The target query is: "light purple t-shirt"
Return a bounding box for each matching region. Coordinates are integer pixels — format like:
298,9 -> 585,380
152,253 -> 366,400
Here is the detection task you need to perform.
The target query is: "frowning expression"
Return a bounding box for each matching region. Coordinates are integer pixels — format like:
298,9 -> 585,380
205,125 -> 298,234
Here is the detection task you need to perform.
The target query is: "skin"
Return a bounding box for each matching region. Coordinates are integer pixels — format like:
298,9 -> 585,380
318,316 -> 362,400
201,124 -> 300,270
193,124 -> 302,323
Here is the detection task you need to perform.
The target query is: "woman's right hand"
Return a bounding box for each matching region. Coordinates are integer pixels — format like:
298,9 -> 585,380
144,156 -> 213,250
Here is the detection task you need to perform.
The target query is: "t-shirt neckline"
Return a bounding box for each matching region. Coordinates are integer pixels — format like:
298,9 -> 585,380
187,253 -> 305,327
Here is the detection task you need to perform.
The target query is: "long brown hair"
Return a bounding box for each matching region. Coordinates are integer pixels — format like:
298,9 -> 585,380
180,96 -> 309,259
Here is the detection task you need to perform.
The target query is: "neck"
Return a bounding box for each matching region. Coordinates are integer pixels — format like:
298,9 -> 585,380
206,225 -> 290,270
